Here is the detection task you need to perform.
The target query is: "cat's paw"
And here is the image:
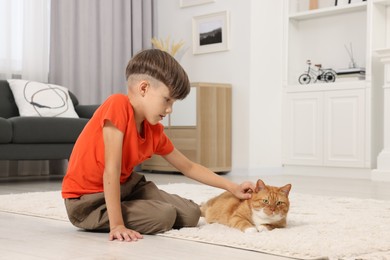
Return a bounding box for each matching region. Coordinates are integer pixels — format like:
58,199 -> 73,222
244,227 -> 258,233
256,225 -> 269,232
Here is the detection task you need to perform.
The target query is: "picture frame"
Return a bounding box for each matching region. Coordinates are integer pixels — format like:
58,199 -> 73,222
180,0 -> 215,8
192,11 -> 230,55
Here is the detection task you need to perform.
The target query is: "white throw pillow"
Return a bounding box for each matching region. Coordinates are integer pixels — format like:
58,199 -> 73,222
7,79 -> 79,118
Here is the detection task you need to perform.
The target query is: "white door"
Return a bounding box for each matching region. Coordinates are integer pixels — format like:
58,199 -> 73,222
323,89 -> 365,167
284,92 -> 323,165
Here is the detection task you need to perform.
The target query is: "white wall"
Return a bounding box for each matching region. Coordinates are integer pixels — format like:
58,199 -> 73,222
155,0 -> 283,175
248,1 -> 283,175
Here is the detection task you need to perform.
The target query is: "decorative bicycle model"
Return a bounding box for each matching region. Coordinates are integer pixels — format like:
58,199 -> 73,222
298,60 -> 337,84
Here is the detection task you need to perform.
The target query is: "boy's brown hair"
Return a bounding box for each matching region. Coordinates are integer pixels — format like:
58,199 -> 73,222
126,49 -> 190,100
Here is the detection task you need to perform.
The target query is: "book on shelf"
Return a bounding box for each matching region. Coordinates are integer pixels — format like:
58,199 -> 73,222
335,67 -> 365,82
336,74 -> 365,82
335,67 -> 365,75
336,76 -> 365,82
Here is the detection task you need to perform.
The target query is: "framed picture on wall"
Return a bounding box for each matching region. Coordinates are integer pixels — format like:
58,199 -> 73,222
180,0 -> 215,8
192,11 -> 230,55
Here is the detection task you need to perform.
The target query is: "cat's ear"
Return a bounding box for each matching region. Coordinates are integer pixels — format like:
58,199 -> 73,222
255,179 -> 267,192
280,184 -> 292,196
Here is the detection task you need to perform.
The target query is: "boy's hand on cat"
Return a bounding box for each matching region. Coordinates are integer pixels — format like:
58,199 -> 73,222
232,181 -> 256,200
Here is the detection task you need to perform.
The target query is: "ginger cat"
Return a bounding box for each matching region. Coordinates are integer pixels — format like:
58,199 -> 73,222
200,179 -> 292,233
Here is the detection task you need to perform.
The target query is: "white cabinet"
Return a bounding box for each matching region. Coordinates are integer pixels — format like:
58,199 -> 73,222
282,1 -> 385,171
284,92 -> 323,165
284,89 -> 365,167
323,89 -> 365,167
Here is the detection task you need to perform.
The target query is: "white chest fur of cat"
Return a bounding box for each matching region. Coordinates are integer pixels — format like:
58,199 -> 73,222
200,179 -> 292,233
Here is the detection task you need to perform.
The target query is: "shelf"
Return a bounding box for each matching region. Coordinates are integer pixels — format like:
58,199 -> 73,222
289,2 -> 367,21
373,0 -> 390,6
373,48 -> 390,62
285,80 -> 367,93
374,48 -> 390,55
283,0 -> 384,170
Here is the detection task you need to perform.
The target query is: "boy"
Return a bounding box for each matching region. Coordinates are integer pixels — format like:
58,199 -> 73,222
62,49 -> 256,242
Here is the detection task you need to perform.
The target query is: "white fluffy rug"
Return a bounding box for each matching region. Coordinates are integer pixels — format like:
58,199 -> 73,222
0,183 -> 389,260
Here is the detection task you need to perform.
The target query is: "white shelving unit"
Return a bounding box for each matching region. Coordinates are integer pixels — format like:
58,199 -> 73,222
371,0 -> 390,181
282,0 -> 388,176
285,1 -> 368,86
289,2 -> 367,21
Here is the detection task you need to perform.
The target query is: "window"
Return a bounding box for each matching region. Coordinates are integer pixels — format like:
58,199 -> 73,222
0,0 -> 50,81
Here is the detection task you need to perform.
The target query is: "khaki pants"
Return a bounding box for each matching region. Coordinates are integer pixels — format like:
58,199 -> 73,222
64,172 -> 201,234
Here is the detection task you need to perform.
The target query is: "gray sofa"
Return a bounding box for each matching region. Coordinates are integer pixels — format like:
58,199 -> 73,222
0,80 -> 98,160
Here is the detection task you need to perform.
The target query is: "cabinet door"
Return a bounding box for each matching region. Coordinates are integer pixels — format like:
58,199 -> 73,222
323,89 -> 365,167
284,92 -> 323,165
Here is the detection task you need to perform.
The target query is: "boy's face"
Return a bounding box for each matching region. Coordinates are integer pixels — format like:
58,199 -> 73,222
142,80 -> 176,125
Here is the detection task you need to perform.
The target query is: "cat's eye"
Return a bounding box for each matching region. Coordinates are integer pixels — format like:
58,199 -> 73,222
276,201 -> 284,206
262,199 -> 269,204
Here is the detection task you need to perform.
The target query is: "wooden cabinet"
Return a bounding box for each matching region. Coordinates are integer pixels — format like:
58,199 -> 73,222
141,82 -> 232,173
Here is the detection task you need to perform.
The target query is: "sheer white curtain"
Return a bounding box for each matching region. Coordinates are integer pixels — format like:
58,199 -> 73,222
49,0 -> 154,104
0,0 -> 53,178
0,0 -> 50,82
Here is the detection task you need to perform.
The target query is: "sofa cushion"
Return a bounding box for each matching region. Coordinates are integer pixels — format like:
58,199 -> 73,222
0,80 -> 19,118
7,79 -> 79,118
0,118 -> 12,143
69,91 -> 79,106
9,117 -> 89,143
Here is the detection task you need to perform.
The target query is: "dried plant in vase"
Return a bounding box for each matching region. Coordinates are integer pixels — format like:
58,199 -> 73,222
151,36 -> 186,61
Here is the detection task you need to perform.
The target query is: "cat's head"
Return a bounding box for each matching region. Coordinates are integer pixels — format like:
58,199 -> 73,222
250,179 -> 292,217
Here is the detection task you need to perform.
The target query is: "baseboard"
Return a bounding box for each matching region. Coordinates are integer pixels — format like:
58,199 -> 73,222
371,169 -> 390,182
0,174 -> 64,183
229,167 -> 284,177
282,165 -> 372,180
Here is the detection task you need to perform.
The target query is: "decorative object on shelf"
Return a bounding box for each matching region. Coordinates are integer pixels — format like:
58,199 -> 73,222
309,0 -> 319,10
344,42 -> 358,68
180,0 -> 214,8
192,11 -> 230,55
298,60 -> 337,85
151,36 -> 186,61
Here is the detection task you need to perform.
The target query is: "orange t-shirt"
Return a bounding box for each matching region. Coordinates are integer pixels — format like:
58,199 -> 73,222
61,94 -> 174,198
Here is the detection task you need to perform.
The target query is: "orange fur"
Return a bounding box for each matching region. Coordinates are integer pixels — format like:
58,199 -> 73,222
201,180 -> 292,232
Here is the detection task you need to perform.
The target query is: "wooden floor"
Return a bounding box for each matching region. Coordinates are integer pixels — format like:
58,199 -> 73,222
0,171 -> 389,260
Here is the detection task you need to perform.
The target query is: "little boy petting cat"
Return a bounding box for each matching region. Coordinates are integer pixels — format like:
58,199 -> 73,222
61,49 -> 256,242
